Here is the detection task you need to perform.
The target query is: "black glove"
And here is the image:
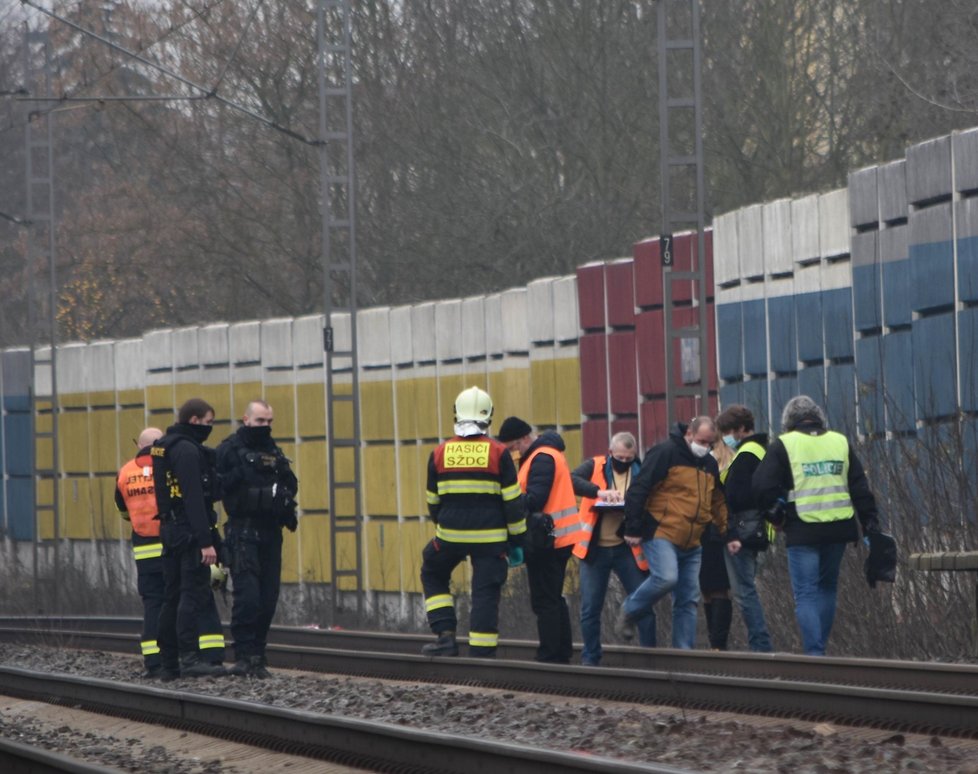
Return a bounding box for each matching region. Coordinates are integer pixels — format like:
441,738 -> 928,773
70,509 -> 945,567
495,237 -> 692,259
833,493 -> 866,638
527,512 -> 555,551
282,509 -> 298,532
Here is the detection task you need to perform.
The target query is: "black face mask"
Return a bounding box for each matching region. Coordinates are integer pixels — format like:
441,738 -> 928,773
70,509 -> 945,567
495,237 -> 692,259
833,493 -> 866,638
240,425 -> 273,446
187,423 -> 213,444
610,456 -> 632,474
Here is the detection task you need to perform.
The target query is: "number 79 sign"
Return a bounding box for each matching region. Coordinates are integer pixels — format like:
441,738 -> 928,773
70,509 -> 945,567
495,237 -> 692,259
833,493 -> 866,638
660,234 -> 673,267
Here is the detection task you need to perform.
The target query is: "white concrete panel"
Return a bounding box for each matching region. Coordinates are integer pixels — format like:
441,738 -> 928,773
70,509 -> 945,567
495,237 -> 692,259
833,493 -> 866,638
34,346 -> 52,396
501,288 -> 530,354
794,263 -> 821,295
791,194 -> 820,265
58,343 -> 88,394
879,160 -> 908,224
484,294 -> 503,356
818,188 -> 850,259
765,275 -> 795,301
358,307 -> 392,367
435,299 -> 463,362
739,280 -> 765,304
293,315 -> 325,367
527,278 -> 556,344
172,327 -> 199,370
716,284 -> 741,306
737,204 -> 765,280
229,322 -> 261,366
329,310 -> 352,354
762,199 -> 793,276
461,296 -> 487,359
821,255 -> 852,292
114,340 -> 144,392
86,342 -> 115,393
143,329 -> 173,372
553,276 -> 579,343
261,318 -> 294,368
953,127 -> 978,193
906,134 -> 951,205
199,324 -> 229,366
389,306 -> 414,365
712,211 -> 740,286
848,165 -> 879,228
411,303 -> 437,363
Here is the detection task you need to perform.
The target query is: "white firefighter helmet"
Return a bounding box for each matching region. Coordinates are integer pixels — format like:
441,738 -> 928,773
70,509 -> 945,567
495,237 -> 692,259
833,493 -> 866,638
454,386 -> 493,426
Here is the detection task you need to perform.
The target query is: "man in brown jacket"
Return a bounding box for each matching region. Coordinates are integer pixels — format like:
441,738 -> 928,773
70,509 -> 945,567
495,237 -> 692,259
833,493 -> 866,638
615,417 -> 740,649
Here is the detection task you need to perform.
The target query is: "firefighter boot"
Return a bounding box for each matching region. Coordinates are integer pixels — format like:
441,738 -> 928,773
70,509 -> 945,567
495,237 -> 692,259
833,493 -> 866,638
179,652 -> 227,678
249,655 -> 271,679
421,631 -> 459,657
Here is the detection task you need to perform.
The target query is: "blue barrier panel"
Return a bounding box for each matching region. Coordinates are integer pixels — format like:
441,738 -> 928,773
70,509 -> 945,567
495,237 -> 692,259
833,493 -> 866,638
912,313 -> 957,420
716,302 -> 743,381
880,225 -> 911,328
742,299 -> 767,376
3,413 -> 31,477
719,382 -> 744,410
826,362 -> 856,433
910,240 -> 954,313
1,350 -> 31,412
770,377 -> 798,433
882,331 -> 915,433
742,379 -> 770,433
960,307 -> 978,412
823,288 -> 854,360
797,365 -> 825,407
768,296 -> 797,373
794,291 -> 824,363
856,335 -> 885,435
852,232 -> 882,332
6,477 -> 34,541
959,234 -> 978,304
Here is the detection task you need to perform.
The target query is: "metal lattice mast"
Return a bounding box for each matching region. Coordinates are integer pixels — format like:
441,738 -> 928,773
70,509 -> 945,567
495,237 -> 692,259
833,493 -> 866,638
23,24 -> 61,613
658,0 -> 709,426
317,0 -> 363,619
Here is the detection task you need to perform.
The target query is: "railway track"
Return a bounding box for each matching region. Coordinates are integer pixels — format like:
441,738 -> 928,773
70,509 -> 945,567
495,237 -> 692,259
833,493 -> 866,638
1,616 -> 976,737
0,665 -> 694,774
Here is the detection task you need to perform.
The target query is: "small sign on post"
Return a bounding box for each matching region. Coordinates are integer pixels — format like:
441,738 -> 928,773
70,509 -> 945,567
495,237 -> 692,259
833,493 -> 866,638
660,233 -> 674,267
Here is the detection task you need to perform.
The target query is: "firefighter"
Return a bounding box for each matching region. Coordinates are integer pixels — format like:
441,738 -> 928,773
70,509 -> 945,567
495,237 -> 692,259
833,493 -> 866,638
420,387 -> 526,657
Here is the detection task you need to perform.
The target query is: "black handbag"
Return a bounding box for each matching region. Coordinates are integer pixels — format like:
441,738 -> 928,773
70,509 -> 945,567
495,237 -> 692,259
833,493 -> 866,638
733,509 -> 768,550
527,512 -> 555,551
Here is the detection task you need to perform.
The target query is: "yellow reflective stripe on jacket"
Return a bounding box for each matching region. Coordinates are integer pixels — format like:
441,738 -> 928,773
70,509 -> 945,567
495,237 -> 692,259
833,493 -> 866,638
507,518 -> 527,536
501,482 -> 521,502
468,631 -> 498,649
140,639 -> 160,656
198,633 -> 225,650
437,479 -> 503,496
133,543 -> 163,561
426,489 -> 440,505
551,506 -> 581,538
435,525 -> 508,543
425,593 -> 453,612
781,430 -> 853,523
721,440 -> 765,484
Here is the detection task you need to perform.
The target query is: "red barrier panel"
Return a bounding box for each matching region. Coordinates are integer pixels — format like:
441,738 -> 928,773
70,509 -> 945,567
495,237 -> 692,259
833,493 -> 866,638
634,238 -> 662,309
608,331 -> 638,415
636,309 -> 665,397
582,418 -> 610,458
611,417 -> 640,443
605,260 -> 637,329
578,332 -> 608,416
577,263 -> 606,332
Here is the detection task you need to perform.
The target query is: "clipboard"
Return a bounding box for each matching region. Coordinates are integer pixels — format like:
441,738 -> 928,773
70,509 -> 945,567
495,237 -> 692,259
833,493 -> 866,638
592,501 -> 625,510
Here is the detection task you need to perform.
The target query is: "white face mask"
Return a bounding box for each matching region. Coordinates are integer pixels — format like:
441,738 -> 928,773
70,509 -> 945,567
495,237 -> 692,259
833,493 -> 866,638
689,441 -> 710,458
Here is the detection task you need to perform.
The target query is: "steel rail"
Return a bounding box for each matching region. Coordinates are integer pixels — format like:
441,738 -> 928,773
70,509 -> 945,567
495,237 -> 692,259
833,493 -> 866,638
0,736 -> 125,774
1,616 -> 977,694
0,666 -> 695,774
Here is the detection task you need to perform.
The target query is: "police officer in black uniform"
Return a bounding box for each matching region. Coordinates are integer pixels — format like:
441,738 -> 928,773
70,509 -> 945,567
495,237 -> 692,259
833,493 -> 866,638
217,399 -> 298,678
152,398 -> 227,679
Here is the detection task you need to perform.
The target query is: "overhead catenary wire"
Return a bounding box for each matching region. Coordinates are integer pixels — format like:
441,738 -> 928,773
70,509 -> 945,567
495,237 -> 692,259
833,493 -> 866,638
19,0 -> 319,146
208,0 -> 266,95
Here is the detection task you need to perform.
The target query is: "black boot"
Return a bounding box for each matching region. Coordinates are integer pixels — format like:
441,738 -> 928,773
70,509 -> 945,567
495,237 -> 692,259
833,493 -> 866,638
179,652 -> 227,678
159,653 -> 180,682
249,655 -> 271,679
708,598 -> 732,651
228,658 -> 251,677
421,631 -> 459,657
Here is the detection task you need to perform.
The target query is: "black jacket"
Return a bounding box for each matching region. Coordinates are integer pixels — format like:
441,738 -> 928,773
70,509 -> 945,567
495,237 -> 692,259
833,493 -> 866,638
216,427 -> 298,523
152,424 -> 219,549
723,432 -> 768,542
752,422 -> 879,546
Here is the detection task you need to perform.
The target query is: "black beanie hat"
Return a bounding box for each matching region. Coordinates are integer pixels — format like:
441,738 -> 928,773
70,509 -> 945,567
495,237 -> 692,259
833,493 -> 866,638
497,416 -> 532,443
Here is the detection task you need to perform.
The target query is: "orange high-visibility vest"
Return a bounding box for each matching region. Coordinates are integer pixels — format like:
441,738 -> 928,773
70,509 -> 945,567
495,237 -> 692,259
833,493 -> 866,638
117,453 -> 160,538
517,446 -> 582,549
572,456 -> 648,569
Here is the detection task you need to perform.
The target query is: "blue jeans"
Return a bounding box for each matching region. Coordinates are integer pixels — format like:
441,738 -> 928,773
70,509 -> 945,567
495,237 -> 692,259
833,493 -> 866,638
579,543 -> 656,665
623,538 -> 702,649
724,549 -> 773,652
786,542 -> 847,656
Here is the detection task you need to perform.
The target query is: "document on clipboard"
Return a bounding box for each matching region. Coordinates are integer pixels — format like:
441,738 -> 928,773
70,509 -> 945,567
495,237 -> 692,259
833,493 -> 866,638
593,500 -> 625,510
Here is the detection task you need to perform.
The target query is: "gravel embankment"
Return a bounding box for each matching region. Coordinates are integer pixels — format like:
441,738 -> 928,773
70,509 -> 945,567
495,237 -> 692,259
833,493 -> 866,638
1,644 -> 976,773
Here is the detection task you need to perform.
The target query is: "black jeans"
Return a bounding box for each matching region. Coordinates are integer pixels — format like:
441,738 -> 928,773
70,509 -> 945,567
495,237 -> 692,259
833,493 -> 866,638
226,522 -> 282,660
135,557 -> 164,669
525,544 -> 573,663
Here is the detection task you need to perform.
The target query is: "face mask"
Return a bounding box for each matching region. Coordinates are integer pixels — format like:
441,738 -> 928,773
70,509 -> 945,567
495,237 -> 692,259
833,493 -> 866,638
187,423 -> 213,444
241,425 -> 273,445
722,434 -> 738,450
689,441 -> 710,458
610,456 -> 632,474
